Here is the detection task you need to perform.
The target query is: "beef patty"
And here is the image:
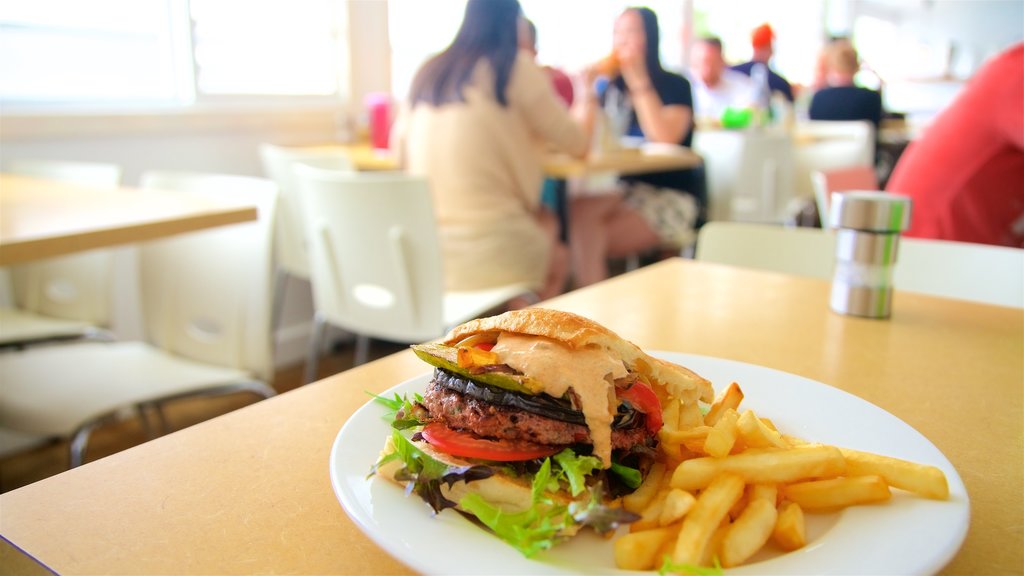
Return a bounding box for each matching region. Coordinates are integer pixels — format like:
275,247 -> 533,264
419,376 -> 654,451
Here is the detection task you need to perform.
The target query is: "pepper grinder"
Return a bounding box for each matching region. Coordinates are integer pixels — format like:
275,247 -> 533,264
829,191 -> 912,319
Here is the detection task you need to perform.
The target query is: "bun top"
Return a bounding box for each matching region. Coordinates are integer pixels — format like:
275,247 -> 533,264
446,308 -> 614,349
444,308 -> 713,403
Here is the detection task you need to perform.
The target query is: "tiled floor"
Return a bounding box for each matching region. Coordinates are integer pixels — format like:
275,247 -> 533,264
0,338 -> 407,494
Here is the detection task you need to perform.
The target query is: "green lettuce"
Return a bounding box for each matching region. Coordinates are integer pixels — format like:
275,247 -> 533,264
460,458 -> 572,557
371,394 -> 641,557
369,390 -> 425,430
371,429 -> 493,512
461,452 -> 640,556
553,449 -> 602,496
658,555 -> 724,576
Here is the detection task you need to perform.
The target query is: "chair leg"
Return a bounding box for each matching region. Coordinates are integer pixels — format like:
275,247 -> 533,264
624,253 -> 641,272
271,269 -> 289,333
69,421 -> 101,468
304,312 -> 327,384
152,403 -> 171,435
354,335 -> 370,367
135,403 -> 158,439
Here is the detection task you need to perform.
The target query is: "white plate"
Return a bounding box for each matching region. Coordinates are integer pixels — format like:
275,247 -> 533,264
329,352 -> 969,575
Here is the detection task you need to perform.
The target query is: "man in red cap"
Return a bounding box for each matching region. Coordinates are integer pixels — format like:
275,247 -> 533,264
732,23 -> 793,102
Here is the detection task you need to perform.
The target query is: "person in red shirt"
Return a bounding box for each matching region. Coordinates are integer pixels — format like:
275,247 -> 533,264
885,43 -> 1024,247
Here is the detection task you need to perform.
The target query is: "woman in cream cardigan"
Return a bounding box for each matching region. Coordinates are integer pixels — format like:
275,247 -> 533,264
392,0 -> 594,302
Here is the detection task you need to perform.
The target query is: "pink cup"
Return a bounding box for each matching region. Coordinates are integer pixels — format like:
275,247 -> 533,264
366,93 -> 392,150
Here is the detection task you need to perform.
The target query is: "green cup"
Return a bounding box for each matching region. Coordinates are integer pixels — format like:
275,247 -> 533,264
721,107 -> 752,129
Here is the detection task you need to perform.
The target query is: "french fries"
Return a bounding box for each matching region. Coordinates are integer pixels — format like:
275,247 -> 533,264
614,525 -> 680,571
703,408 -> 739,458
840,447 -> 949,499
613,380 -> 951,574
704,382 -> 743,426
782,475 -> 892,511
672,473 -> 745,565
720,497 -> 778,567
736,409 -> 788,449
659,489 -> 696,526
670,444 -> 846,491
623,461 -> 666,514
772,501 -> 806,551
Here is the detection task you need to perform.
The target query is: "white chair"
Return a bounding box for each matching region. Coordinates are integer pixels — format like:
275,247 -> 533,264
692,130 -> 794,223
695,221 -> 835,279
696,221 -> 1024,308
1,160 -> 123,347
294,166 -> 534,382
897,238 -> 1024,308
810,165 -> 879,229
793,120 -> 875,212
258,144 -> 354,330
0,171 -> 279,467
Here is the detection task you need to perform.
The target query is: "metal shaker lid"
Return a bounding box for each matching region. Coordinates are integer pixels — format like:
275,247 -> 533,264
830,191 -> 912,232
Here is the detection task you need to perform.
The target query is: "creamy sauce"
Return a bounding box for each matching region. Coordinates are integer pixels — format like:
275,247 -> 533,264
491,333 -> 627,467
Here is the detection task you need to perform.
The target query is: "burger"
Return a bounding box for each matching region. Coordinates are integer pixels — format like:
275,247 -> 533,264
372,308 -> 712,556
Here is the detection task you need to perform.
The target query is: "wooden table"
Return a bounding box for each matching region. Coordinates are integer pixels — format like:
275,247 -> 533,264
543,146 -> 703,242
319,142 -> 703,178
541,146 -> 703,179
1,258 -> 1020,574
0,174 -> 259,266
320,142 -> 703,242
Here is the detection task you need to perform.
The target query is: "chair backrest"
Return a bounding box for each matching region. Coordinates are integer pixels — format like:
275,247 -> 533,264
691,130 -> 794,223
793,120 -> 875,210
695,221 -> 835,279
690,130 -> 743,222
258,144 -> 354,279
139,171 -> 278,380
5,160 -> 123,324
897,238 -> 1024,308
6,159 -> 123,187
810,165 -> 879,229
696,222 -> 1024,308
294,166 -> 448,342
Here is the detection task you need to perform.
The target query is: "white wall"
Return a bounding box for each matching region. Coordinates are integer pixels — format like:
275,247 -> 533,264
854,0 -> 1023,77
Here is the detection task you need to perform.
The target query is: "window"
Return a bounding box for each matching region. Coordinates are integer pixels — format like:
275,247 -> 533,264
0,0 -> 181,104
190,0 -> 341,96
388,0 -> 686,101
0,0 -> 347,108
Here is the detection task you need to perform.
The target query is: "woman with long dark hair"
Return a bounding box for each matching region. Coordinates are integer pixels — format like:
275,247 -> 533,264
394,0 -> 593,302
570,6 -> 700,287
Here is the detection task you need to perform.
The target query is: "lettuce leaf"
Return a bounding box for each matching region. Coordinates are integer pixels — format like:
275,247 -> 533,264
371,429 -> 494,513
658,555 -> 724,576
553,449 -> 602,497
370,394 -> 642,557
459,458 -> 573,557
369,391 -> 425,430
460,454 -> 641,556
569,480 -> 641,535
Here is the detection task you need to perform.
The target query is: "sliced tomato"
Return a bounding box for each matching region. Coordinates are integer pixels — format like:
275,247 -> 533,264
420,423 -> 561,461
475,342 -> 495,351
618,380 -> 663,433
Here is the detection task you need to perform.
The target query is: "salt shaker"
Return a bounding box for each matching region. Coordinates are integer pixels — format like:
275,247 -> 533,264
829,191 -> 912,319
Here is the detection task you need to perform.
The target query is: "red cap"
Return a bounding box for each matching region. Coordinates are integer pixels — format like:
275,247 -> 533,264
752,24 -> 774,48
